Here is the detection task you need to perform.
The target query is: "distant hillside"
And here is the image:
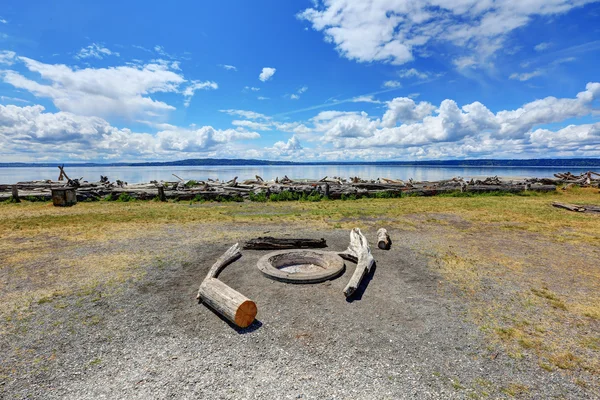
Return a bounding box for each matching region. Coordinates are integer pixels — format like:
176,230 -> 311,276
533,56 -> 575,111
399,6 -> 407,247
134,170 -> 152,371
1,158 -> 600,168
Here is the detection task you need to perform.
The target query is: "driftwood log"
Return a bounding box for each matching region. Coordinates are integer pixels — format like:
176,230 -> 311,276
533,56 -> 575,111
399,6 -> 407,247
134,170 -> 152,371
243,237 -> 327,250
552,202 -> 600,214
377,228 -> 391,250
196,243 -> 257,328
340,228 -> 375,297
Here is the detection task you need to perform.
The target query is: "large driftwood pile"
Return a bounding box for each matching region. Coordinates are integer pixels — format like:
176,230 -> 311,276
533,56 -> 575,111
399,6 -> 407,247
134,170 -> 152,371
1,169 -> 567,202
553,171 -> 600,187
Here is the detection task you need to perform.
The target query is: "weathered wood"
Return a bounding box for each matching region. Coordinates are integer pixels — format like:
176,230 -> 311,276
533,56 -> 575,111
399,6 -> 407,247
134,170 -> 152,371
377,228 -> 391,250
552,202 -> 585,212
51,187 -> 77,207
243,237 -> 327,250
157,186 -> 167,202
11,185 -> 20,203
198,278 -> 257,328
196,244 -> 256,328
552,202 -> 600,213
204,243 -> 242,280
341,228 -> 375,297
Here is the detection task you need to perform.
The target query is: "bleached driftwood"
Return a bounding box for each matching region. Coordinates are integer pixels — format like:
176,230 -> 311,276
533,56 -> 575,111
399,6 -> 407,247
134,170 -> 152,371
340,228 -> 375,297
377,228 -> 391,250
196,243 -> 257,328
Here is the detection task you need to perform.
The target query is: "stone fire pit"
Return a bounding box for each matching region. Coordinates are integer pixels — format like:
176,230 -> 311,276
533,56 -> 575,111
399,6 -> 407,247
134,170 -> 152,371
256,250 -> 345,283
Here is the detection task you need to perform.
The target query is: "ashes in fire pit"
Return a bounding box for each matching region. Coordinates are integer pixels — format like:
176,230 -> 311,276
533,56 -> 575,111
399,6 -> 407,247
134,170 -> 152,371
257,250 -> 345,283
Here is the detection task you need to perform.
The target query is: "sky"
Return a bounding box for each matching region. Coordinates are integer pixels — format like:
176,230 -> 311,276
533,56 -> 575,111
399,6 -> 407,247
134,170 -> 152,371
0,0 -> 600,163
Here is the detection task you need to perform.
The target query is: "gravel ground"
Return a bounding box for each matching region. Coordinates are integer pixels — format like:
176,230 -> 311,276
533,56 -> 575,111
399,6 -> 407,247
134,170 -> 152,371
1,225 -> 593,399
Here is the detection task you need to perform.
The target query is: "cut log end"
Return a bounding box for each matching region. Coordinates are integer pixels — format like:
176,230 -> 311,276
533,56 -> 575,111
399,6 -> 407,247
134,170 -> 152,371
377,228 -> 391,250
235,300 -> 258,328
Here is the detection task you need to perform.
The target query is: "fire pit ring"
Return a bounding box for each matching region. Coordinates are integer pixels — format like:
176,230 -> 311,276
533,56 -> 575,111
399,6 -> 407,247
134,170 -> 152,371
257,250 -> 345,284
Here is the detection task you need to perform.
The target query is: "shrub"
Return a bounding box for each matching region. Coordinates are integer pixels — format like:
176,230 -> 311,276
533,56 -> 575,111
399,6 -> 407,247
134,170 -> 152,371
116,193 -> 133,202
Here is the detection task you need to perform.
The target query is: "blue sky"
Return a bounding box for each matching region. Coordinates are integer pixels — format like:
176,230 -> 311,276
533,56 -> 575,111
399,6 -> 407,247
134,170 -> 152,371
0,0 -> 599,162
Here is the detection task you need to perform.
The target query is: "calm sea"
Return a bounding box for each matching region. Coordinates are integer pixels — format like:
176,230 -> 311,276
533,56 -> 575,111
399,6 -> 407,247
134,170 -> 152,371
0,165 -> 593,184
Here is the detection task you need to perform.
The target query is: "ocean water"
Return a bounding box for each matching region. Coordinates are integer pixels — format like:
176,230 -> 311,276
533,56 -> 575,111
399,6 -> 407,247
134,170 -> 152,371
0,165 -> 593,184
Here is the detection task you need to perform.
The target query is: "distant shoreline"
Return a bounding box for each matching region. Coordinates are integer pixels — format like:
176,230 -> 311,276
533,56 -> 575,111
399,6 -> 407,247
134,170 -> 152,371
1,158 -> 600,168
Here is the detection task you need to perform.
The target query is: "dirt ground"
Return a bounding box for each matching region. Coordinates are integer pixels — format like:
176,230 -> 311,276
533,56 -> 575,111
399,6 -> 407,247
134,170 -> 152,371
1,196 -> 599,399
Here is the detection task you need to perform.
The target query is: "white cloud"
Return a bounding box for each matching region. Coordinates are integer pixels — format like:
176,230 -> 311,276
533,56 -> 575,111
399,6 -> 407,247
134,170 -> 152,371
381,98 -> 436,127
351,95 -> 382,104
453,56 -> 477,69
534,42 -> 552,52
0,104 -> 260,161
398,68 -> 428,79
219,109 -> 270,120
0,18 -> 7,24
290,94 -> 300,100
299,1 -> 591,67
383,80 -> 401,88
257,96 -> 269,100
272,135 -> 303,154
281,82 -> 600,159
0,50 -> 16,65
220,64 -> 237,71
231,120 -> 272,131
509,70 -> 544,81
182,80 -> 218,107
75,43 -> 119,59
259,67 -> 276,82
245,86 -> 260,91
298,86 -> 308,94
0,54 -> 217,118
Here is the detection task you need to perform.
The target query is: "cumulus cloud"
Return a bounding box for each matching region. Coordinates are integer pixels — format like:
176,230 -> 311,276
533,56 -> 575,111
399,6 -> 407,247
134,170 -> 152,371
381,98 -> 436,127
290,94 -> 300,100
264,135 -> 304,158
0,54 -> 217,118
0,104 -> 259,161
299,1 -> 592,67
75,43 -> 119,59
259,67 -> 276,82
